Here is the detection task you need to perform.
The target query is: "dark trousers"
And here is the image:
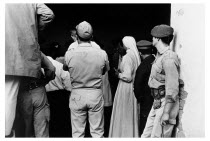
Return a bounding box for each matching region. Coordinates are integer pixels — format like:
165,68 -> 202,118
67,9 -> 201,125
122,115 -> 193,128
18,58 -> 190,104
139,115 -> 148,136
17,86 -> 50,137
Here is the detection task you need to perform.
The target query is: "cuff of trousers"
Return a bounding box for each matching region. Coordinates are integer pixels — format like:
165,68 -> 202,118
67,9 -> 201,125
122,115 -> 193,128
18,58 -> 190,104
5,130 -> 15,138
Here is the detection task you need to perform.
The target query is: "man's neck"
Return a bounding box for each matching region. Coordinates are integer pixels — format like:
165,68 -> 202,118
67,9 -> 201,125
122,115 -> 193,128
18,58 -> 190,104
78,40 -> 90,44
157,43 -> 169,55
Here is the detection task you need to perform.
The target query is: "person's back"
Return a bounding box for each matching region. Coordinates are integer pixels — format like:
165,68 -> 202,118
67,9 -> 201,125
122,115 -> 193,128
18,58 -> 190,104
64,21 -> 108,138
5,3 -> 54,78
65,46 -> 106,89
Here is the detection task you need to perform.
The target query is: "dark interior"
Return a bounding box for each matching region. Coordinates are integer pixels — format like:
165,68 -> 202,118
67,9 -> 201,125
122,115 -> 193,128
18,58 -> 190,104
14,3 -> 171,138
41,3 -> 171,56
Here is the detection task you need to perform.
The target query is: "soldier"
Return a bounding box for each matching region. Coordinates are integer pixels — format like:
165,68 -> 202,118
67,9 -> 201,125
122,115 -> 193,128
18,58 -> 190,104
141,25 -> 180,138
64,21 -> 109,137
134,40 -> 155,136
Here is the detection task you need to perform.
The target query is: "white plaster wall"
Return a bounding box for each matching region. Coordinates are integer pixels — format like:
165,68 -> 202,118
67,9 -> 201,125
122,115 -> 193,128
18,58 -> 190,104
171,4 -> 205,137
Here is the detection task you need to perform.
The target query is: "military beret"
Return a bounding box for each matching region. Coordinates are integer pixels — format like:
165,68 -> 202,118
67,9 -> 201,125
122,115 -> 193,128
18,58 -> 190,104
136,40 -> 153,50
151,24 -> 174,38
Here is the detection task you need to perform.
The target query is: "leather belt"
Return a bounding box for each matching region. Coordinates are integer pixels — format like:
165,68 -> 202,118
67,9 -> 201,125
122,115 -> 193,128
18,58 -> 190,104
20,78 -> 43,90
28,81 -> 42,90
151,85 -> 165,100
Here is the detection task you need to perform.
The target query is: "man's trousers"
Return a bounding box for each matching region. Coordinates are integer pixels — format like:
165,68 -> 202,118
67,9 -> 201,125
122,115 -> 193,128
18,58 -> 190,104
69,89 -> 104,138
18,86 -> 50,137
5,75 -> 20,136
141,98 -> 179,138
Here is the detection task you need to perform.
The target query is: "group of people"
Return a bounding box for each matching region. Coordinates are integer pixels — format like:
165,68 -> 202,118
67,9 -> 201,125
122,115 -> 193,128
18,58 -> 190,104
5,3 -> 188,138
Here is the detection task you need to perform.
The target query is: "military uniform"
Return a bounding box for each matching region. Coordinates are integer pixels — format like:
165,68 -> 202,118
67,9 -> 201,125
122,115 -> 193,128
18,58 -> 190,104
141,25 -> 181,138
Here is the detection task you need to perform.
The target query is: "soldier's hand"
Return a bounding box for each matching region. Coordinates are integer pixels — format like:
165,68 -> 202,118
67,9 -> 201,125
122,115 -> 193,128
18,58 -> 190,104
160,113 -> 169,126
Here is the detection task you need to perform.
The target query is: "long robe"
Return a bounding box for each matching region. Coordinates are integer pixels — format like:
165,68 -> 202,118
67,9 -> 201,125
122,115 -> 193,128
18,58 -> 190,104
109,50 -> 139,137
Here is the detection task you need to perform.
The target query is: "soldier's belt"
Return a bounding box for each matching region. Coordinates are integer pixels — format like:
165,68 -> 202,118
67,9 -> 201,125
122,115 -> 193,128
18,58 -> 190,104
151,85 -> 165,100
20,78 -> 44,90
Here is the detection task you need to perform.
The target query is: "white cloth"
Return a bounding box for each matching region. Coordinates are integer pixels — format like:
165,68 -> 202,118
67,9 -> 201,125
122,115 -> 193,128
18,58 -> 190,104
5,76 -> 20,135
122,36 -> 141,67
45,56 -> 72,92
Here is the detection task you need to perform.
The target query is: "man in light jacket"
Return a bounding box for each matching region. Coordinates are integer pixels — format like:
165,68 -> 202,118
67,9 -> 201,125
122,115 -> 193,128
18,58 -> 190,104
64,21 -> 109,137
5,3 -> 54,137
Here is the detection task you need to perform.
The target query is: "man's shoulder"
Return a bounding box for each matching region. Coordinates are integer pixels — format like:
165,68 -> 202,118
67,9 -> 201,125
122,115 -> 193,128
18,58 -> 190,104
162,50 -> 180,66
68,42 -> 78,51
90,41 -> 101,49
163,50 -> 178,60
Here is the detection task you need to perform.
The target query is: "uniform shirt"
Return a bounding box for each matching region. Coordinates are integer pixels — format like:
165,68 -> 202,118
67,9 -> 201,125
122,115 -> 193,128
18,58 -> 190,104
148,47 -> 180,102
134,55 -> 155,115
64,42 -> 109,89
45,56 -> 72,92
68,41 -> 100,51
5,4 -> 54,78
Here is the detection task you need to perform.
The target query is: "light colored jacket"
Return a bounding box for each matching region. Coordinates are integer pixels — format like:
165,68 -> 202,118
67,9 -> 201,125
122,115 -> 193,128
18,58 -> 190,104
5,3 -> 54,78
45,56 -> 72,92
64,42 -> 109,90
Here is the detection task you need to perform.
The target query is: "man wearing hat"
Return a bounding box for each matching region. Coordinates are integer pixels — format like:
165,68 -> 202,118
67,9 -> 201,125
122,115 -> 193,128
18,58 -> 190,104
67,28 -> 100,51
141,25 -> 180,137
64,21 -> 109,137
134,40 -> 155,136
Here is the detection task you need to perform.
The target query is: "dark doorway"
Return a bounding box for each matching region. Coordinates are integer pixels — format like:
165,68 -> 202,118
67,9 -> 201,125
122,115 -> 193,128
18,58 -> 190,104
39,3 -> 171,138
14,3 -> 170,138
41,4 -> 171,55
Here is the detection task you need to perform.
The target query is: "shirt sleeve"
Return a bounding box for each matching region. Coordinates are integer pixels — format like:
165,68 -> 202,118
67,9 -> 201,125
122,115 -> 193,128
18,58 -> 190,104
36,3 -> 55,31
163,58 -> 179,102
118,56 -> 133,83
104,52 -> 110,71
68,42 -> 77,51
61,68 -> 72,91
64,51 -> 72,71
101,51 -> 110,75
41,52 -> 56,82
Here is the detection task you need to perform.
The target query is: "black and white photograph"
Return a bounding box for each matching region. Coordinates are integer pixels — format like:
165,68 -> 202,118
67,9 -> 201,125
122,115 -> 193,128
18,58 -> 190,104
2,0 -> 208,139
